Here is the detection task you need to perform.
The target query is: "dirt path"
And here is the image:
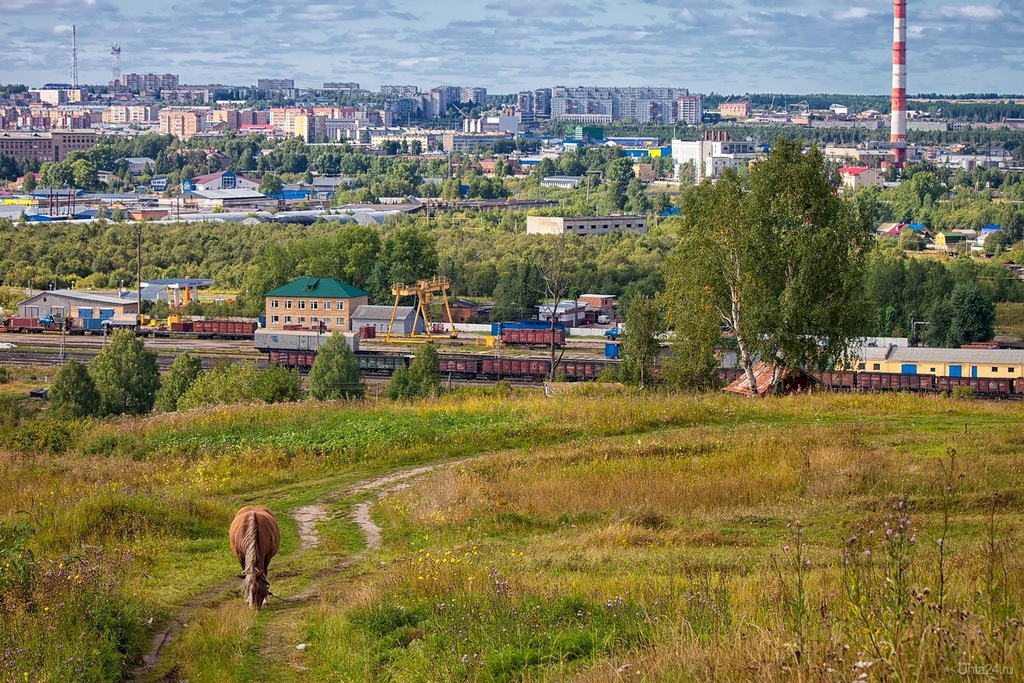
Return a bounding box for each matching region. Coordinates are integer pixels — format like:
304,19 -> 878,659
130,461 -> 456,682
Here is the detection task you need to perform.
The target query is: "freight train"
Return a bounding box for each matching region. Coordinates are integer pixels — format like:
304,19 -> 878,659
717,368 -> 1024,398
0,315 -> 258,340
266,349 -> 616,382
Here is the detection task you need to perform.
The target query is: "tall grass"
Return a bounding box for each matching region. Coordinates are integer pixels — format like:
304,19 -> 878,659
1,391 -> 1023,680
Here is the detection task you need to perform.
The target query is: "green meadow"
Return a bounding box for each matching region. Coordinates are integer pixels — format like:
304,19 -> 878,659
1,390 -> 1023,681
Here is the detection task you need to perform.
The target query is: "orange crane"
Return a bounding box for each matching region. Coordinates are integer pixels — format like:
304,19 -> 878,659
385,275 -> 458,343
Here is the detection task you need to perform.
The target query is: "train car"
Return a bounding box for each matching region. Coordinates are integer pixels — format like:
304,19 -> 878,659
856,372 -> 936,392
811,371 -> 856,391
357,354 -> 410,375
560,359 -> 608,381
936,376 -> 1013,397
192,320 -> 258,338
438,356 -> 482,378
500,328 -> 566,348
2,316 -> 67,333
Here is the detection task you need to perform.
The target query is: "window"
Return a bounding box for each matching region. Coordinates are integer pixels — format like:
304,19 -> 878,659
337,301 -> 344,311
271,299 -> 279,309
930,368 -> 936,373
324,301 -> 332,311
873,363 -> 881,370
336,317 -> 344,326
310,316 -> 318,323
310,300 -> 318,310
284,315 -> 292,324
992,367 -> 999,373
298,316 -> 306,324
858,363 -> 865,370
271,315 -> 279,324
1010,367 -> 1016,373
298,300 -> 306,310
284,300 -> 292,309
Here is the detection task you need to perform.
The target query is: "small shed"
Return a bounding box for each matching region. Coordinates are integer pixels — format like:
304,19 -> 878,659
351,305 -> 426,336
723,362 -> 815,397
448,298 -> 479,323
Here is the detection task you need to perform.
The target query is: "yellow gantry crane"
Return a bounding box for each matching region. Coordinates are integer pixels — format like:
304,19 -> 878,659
385,275 -> 458,343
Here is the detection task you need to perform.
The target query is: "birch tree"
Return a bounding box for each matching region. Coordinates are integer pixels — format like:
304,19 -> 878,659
664,138 -> 872,395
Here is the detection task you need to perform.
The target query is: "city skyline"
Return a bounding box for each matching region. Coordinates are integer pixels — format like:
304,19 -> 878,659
1,0 -> 1021,95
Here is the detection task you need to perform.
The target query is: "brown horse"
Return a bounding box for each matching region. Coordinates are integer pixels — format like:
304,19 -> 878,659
229,506 -> 280,609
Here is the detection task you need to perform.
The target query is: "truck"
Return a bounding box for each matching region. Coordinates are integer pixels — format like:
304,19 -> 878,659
604,323 -> 625,340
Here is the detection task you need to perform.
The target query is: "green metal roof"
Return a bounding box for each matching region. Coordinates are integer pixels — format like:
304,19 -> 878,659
264,278 -> 369,299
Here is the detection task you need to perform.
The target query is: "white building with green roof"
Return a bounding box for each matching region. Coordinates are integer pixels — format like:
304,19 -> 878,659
264,277 -> 369,333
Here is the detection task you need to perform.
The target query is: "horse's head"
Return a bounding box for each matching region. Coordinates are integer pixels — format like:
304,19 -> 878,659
242,570 -> 270,610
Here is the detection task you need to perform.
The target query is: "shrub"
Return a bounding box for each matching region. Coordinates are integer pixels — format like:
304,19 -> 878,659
50,360 -> 101,417
154,352 -> 203,412
89,330 -> 160,415
387,345 -> 440,400
951,385 -> 975,399
309,333 -> 365,400
178,361 -> 301,410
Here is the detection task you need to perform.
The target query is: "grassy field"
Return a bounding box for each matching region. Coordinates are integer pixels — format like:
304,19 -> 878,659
1,389 -> 1023,681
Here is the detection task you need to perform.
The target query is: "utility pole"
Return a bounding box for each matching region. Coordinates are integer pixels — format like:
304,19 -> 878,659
136,225 -> 143,325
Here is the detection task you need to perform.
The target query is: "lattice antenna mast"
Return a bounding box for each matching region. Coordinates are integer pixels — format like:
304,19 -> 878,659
111,44 -> 121,91
71,25 -> 79,88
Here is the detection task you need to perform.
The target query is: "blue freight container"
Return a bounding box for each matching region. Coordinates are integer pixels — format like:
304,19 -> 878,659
605,342 -> 620,359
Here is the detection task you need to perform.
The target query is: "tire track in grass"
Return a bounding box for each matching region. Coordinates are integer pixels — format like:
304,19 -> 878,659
130,462 -> 459,682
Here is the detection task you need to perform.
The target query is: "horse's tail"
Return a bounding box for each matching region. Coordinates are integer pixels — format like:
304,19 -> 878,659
241,510 -> 262,607
243,509 -> 259,578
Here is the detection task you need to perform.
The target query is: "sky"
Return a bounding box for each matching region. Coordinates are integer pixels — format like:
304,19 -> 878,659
0,0 -> 1021,96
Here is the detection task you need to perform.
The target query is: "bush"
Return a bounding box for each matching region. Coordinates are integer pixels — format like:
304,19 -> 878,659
89,330 -> 160,415
309,333 -> 365,400
387,345 -> 440,400
950,385 -> 975,399
154,352 -> 204,412
0,365 -> 10,384
177,361 -> 301,410
50,360 -> 101,417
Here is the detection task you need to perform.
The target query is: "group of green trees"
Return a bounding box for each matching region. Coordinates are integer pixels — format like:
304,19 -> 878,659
47,328 -> 444,419
864,254 -> 1001,346
48,331 -> 303,417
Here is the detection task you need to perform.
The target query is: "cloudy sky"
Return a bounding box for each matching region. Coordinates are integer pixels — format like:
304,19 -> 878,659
1,0 -> 1021,95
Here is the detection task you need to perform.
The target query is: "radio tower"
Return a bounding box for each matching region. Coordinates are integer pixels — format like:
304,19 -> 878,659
71,25 -> 79,88
891,0 -> 907,168
111,44 -> 122,91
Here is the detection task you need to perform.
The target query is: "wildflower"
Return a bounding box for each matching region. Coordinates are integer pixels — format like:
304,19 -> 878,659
863,550 -> 871,557
783,545 -> 790,552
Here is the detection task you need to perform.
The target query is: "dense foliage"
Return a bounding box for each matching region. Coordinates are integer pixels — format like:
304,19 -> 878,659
308,333 -> 365,400
89,330 -> 160,415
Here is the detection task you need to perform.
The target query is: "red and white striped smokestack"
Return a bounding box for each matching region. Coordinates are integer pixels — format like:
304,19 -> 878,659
891,0 -> 907,166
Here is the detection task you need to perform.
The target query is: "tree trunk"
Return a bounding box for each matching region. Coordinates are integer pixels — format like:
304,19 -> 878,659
732,286 -> 758,397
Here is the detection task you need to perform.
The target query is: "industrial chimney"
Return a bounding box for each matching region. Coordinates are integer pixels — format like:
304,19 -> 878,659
891,0 -> 907,167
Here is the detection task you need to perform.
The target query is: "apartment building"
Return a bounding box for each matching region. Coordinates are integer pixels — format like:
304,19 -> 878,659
677,95 -> 703,125
102,105 -> 158,124
159,109 -> 205,139
0,129 -> 97,163
123,73 -> 179,92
